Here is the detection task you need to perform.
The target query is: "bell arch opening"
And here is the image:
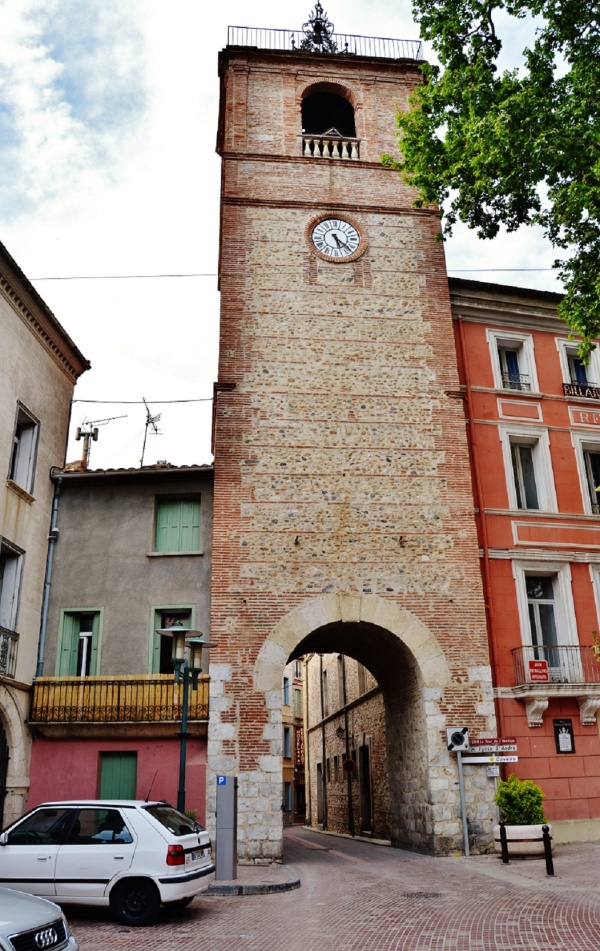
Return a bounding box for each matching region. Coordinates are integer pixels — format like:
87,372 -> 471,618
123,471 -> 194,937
301,87 -> 356,138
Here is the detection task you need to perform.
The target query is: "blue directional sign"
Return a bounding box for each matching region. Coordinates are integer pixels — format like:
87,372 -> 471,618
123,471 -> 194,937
216,775 -> 227,785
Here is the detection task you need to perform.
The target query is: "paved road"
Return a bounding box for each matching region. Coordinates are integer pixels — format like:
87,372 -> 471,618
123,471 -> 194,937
66,826 -> 600,950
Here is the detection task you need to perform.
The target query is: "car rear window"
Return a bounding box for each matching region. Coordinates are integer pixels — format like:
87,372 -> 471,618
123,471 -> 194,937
144,805 -> 205,837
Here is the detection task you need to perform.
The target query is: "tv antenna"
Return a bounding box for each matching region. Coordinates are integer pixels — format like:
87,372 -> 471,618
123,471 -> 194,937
140,398 -> 162,466
75,416 -> 127,469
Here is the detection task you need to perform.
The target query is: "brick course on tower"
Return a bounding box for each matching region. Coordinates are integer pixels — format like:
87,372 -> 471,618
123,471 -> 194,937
210,30 -> 497,861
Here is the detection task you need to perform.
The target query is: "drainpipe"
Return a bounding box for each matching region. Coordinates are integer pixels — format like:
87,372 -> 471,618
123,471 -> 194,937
341,656 -> 355,837
304,656 -> 311,826
455,318 -> 504,737
319,655 -> 327,829
36,475 -> 62,677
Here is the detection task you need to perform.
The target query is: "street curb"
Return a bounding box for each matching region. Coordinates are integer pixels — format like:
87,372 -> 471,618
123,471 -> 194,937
207,867 -> 301,896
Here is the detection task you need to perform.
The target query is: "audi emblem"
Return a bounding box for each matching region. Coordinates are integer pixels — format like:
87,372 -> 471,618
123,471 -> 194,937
34,927 -> 57,949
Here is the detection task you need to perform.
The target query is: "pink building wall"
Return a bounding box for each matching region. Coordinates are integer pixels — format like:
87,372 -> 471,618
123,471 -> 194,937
26,737 -> 208,824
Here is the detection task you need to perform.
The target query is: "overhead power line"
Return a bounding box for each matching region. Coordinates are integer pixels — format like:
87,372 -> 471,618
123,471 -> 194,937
32,272 -> 218,281
28,267 -> 559,282
72,397 -> 214,405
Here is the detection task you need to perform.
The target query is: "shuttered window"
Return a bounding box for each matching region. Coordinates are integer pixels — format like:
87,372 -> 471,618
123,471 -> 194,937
155,499 -> 200,552
57,611 -> 101,676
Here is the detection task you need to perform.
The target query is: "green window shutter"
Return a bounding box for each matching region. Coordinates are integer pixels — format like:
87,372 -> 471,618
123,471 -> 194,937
58,613 -> 80,675
89,613 -> 100,675
155,500 -> 200,552
100,753 -> 138,799
179,500 -> 200,551
151,610 -> 162,674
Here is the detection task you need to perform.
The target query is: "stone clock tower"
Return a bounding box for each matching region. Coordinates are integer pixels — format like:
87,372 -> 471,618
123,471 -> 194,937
210,7 -> 497,861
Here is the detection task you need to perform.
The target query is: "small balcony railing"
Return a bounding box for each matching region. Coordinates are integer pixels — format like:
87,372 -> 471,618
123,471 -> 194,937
227,26 -> 423,61
29,675 -> 209,724
501,372 -> 531,391
0,627 -> 18,679
512,645 -> 600,687
300,133 -> 360,160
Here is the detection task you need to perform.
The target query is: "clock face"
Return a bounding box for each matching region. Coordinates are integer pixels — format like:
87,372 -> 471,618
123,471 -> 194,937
311,218 -> 361,259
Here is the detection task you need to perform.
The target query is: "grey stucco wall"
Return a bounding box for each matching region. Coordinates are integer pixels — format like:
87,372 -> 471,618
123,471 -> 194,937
43,469 -> 213,676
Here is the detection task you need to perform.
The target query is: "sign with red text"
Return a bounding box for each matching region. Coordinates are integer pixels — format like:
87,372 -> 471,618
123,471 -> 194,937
528,659 -> 549,682
470,737 -> 517,754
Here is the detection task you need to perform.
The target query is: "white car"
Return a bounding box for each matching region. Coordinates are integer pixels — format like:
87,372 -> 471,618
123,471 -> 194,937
0,886 -> 78,950
0,800 -> 215,926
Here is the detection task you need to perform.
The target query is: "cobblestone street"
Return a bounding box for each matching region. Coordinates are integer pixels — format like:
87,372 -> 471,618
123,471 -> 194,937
64,826 -> 600,950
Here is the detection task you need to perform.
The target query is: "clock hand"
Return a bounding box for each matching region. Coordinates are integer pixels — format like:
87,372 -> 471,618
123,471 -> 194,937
332,233 -> 347,248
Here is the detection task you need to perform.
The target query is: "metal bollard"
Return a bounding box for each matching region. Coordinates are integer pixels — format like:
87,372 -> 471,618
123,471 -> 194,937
499,821 -> 509,864
542,825 -> 555,876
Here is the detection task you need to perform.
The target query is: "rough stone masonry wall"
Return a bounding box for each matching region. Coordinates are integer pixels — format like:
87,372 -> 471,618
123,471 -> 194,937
210,49 -> 497,861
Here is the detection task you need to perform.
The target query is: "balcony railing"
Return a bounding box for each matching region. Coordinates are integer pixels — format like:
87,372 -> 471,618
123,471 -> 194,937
512,645 -> 600,687
29,675 -> 209,724
300,133 -> 360,160
0,627 -> 18,679
227,26 -> 423,61
564,382 -> 600,400
501,372 -> 531,391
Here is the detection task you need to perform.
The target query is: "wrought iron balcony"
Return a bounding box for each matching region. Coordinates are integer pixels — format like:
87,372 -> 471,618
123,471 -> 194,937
512,645 -> 600,687
563,381 -> 600,399
0,627 -> 18,679
29,675 -> 209,726
501,371 -> 531,391
227,26 -> 423,61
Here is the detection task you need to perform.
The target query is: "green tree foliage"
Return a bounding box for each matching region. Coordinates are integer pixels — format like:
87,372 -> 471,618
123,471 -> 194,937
494,772 -> 547,824
384,1 -> 600,357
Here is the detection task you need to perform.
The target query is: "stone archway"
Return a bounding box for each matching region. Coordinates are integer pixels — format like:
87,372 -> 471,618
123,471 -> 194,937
207,594 -> 495,861
0,684 -> 31,825
254,594 -> 450,694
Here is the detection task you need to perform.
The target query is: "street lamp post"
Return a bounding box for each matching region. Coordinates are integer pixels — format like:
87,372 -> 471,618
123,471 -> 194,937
156,622 -> 216,813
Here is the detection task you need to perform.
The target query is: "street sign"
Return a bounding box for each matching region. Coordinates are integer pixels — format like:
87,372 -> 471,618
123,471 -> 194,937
471,737 -> 516,747
446,727 -> 469,751
469,744 -> 517,753
217,775 -> 227,785
470,736 -> 517,753
462,755 -> 519,764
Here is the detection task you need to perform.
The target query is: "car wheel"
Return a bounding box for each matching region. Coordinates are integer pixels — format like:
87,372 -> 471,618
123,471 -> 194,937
110,878 -> 160,926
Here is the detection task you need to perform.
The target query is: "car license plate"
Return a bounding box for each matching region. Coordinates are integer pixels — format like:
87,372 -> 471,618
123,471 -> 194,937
186,850 -> 203,864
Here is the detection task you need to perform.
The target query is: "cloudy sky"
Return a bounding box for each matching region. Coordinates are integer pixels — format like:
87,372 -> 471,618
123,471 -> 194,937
1,0 -> 561,470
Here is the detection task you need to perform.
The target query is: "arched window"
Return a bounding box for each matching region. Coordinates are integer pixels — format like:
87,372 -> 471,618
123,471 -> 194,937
302,92 -> 356,138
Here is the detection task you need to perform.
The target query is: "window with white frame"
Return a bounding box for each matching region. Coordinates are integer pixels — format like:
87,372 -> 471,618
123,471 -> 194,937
487,330 -> 538,392
0,540 -> 24,633
513,562 -> 580,683
572,433 -> 600,515
8,404 -> 39,494
557,338 -> 600,388
499,426 -> 556,511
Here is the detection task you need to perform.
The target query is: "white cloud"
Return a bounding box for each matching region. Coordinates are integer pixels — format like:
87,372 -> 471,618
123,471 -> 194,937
1,0 -> 561,470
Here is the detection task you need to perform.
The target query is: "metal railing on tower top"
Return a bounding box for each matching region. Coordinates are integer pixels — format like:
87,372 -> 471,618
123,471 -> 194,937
227,26 -> 423,62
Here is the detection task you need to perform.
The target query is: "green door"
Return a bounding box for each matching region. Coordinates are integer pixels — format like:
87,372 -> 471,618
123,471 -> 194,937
99,753 -> 137,799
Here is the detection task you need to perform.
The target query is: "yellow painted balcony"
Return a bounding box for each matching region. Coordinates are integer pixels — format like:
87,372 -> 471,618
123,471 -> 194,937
29,675 -> 210,738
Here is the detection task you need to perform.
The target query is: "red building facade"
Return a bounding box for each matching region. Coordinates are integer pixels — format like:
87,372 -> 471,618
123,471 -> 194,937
453,278 -> 600,839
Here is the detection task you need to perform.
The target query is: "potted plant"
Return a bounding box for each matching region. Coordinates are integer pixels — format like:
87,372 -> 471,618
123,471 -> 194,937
493,773 -> 552,856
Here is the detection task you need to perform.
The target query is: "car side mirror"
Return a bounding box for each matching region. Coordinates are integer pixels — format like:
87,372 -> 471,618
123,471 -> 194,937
0,832 -> 8,846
